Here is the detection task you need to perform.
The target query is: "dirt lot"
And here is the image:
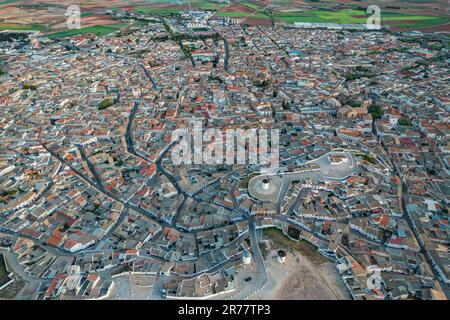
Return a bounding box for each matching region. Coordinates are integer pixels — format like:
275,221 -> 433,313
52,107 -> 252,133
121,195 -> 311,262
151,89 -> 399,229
106,273 -> 161,300
274,257 -> 349,300
261,228 -> 351,300
245,17 -> 273,26
276,263 -> 335,299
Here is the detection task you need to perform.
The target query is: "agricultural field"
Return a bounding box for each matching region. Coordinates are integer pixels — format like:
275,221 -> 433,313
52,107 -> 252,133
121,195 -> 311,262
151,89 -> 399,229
238,0 -> 268,11
135,7 -> 187,15
217,11 -> 271,20
272,8 -> 450,29
190,0 -> 227,10
0,0 -> 18,5
381,11 -> 449,29
0,0 -> 448,34
135,0 -> 225,15
214,2 -> 272,23
45,25 -> 121,40
0,22 -> 46,31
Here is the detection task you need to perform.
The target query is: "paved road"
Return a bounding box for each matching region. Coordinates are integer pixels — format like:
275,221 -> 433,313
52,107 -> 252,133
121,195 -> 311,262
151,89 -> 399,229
223,37 -> 230,72
76,144 -> 106,192
230,181 -> 240,208
139,64 -> 160,91
95,205 -> 130,249
125,100 -> 140,156
248,215 -> 265,275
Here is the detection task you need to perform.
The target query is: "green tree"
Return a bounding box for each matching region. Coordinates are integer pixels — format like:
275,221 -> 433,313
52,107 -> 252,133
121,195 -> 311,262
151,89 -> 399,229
399,118 -> 412,126
23,83 -> 37,90
348,100 -> 362,108
97,98 -> 114,110
362,154 -> 376,164
368,104 -> 384,119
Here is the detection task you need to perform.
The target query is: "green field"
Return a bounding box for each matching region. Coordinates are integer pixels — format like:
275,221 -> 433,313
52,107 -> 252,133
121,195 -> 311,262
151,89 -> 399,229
46,25 -> 120,40
213,4 -> 449,29
273,9 -> 449,29
272,12 -> 328,24
0,0 -> 18,5
80,12 -> 96,18
191,1 -> 226,10
0,23 -> 46,31
381,12 -> 449,29
239,0 -> 266,11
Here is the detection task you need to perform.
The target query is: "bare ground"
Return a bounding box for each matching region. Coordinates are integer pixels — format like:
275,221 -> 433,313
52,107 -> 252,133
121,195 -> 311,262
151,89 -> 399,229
276,263 -> 336,300
256,229 -> 351,300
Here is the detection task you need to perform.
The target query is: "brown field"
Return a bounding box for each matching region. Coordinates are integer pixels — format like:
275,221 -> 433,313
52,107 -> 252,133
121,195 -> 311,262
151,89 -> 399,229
82,16 -> 119,26
135,4 -> 186,10
222,3 -> 254,13
0,7 -> 49,24
245,17 -> 273,26
49,15 -> 119,31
